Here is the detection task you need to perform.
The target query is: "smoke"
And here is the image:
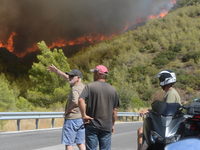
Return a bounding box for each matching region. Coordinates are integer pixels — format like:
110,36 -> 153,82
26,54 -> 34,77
0,0 -> 174,55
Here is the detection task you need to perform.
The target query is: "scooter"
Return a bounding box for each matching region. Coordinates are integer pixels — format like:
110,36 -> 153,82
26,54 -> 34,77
184,98 -> 200,137
141,100 -> 186,150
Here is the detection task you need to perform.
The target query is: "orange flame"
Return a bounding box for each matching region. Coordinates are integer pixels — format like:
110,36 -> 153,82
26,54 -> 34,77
123,19 -> 143,32
0,32 -> 17,53
149,8 -> 168,19
47,33 -> 116,48
15,33 -> 117,58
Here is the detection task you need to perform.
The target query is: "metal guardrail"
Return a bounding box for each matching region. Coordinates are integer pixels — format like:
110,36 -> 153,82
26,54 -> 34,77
117,112 -> 139,122
0,112 -> 139,131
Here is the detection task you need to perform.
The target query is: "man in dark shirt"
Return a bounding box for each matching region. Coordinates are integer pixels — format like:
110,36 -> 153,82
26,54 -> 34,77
78,65 -> 120,150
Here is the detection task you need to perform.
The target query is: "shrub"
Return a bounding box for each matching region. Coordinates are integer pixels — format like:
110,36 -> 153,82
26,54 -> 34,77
151,89 -> 165,102
182,50 -> 200,63
186,86 -> 194,94
178,73 -> 196,89
169,45 -> 182,52
152,51 -> 177,68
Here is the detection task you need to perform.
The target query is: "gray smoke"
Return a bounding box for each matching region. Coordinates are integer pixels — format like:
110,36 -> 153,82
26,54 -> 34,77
0,0 -> 174,55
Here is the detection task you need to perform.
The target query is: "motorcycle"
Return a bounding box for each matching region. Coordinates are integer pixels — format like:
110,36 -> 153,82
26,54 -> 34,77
141,100 -> 186,150
184,98 -> 200,137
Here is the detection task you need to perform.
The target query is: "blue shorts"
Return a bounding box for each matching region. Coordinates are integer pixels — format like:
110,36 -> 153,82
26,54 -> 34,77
61,118 -> 85,145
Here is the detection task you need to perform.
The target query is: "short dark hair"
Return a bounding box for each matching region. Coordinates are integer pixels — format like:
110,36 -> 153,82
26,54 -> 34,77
99,74 -> 107,79
161,83 -> 174,90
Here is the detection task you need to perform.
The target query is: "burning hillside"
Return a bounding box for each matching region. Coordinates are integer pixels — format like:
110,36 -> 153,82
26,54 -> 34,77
0,0 -> 176,58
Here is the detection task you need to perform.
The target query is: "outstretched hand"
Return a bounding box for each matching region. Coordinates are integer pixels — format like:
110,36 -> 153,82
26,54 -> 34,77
82,115 -> 93,124
47,64 -> 57,73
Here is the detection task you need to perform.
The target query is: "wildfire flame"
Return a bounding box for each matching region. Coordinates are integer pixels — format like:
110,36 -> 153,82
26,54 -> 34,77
0,0 -> 177,58
0,32 -> 17,53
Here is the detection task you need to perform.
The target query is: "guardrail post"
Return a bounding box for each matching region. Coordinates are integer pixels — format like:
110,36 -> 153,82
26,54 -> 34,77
51,118 -> 55,128
36,119 -> 39,129
119,116 -> 121,121
132,116 -> 134,122
137,116 -> 139,121
126,116 -> 128,122
17,119 -> 21,131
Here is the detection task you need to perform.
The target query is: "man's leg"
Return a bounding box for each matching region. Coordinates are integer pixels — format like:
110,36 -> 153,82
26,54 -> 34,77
137,127 -> 143,150
85,125 -> 98,150
98,129 -> 112,150
77,143 -> 86,150
62,119 -> 76,149
74,119 -> 85,150
65,145 -> 73,150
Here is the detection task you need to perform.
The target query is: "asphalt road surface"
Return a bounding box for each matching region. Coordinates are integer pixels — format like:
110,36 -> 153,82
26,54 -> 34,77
0,122 -> 142,150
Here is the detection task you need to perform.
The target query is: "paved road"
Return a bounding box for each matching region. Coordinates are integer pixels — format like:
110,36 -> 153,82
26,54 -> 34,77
0,122 -> 142,150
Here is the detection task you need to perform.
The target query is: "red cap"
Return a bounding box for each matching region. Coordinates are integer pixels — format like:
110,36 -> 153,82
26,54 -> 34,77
90,65 -> 108,75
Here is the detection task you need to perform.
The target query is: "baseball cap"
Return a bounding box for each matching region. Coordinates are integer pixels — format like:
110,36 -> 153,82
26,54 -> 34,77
90,65 -> 108,75
66,69 -> 82,78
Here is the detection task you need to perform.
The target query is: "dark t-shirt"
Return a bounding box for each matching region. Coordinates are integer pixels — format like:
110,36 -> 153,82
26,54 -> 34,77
79,81 -> 120,131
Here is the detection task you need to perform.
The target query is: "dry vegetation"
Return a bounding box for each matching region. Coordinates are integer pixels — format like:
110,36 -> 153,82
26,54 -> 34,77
0,118 -> 64,132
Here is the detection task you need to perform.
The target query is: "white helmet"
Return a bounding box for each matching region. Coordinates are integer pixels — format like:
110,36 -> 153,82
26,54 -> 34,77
156,70 -> 176,87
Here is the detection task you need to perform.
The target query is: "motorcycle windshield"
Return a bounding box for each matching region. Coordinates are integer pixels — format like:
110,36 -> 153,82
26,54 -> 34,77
151,100 -> 181,116
161,115 -> 173,126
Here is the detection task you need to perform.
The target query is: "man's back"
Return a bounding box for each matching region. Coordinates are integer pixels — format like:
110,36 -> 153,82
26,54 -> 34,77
80,81 -> 119,131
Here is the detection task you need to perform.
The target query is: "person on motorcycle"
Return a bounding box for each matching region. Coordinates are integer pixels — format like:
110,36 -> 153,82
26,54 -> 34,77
137,70 -> 181,150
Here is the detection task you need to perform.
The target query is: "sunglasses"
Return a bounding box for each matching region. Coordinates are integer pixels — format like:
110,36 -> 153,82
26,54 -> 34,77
69,75 -> 75,78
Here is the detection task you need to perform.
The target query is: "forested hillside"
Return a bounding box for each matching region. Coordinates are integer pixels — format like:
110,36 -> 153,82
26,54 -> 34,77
1,1 -> 200,116
68,3 -> 200,106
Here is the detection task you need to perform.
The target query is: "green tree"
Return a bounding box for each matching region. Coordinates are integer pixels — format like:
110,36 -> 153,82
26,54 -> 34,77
106,67 -> 143,110
16,97 -> 31,111
27,41 -> 71,107
0,73 -> 15,111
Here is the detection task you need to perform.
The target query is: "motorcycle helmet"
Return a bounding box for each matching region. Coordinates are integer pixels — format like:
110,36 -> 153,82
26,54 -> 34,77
155,70 -> 176,87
